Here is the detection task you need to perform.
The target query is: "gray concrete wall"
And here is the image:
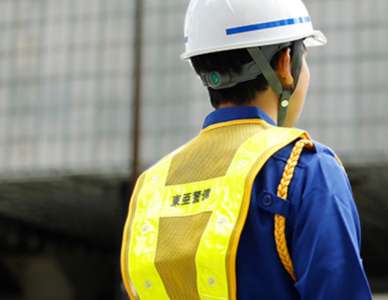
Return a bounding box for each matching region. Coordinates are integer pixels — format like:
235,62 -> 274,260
374,296 -> 388,300
0,0 -> 133,178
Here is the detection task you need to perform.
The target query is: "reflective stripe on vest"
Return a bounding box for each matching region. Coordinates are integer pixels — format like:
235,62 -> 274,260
121,119 -> 310,300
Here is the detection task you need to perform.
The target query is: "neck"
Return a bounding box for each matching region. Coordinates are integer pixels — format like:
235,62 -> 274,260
218,88 -> 278,123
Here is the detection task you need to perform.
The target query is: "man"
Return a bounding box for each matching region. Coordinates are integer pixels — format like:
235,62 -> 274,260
121,0 -> 372,299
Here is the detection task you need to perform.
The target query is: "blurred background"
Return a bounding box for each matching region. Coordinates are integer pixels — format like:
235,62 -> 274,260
0,0 -> 387,299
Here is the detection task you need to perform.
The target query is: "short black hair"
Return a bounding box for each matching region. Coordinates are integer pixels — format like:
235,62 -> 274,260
190,48 -> 282,108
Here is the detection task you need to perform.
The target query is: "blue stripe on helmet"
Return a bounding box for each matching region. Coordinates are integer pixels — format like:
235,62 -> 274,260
226,16 -> 311,35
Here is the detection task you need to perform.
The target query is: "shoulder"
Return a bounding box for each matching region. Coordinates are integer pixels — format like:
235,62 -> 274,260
272,139 -> 342,172
260,138 -> 359,231
271,139 -> 347,186
265,139 -> 352,204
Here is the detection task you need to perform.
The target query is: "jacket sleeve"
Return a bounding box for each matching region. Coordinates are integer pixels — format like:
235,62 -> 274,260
290,149 -> 372,300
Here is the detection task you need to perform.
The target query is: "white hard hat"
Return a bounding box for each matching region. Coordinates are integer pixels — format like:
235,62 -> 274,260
182,0 -> 327,59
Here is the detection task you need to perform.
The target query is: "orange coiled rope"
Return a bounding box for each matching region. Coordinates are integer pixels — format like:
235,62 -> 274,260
274,138 -> 313,282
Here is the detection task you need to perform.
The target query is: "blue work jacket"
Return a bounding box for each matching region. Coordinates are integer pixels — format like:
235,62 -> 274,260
202,106 -> 372,300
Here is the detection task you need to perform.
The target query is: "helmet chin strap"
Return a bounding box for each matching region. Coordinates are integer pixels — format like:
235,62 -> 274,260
247,40 -> 304,126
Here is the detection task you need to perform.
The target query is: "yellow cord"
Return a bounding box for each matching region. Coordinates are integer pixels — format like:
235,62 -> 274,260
274,139 -> 313,281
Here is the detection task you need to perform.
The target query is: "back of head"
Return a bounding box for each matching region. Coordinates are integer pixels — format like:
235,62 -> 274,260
190,49 -> 282,108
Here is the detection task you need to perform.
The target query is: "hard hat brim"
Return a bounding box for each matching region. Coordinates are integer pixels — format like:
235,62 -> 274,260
181,30 -> 327,60
304,30 -> 327,47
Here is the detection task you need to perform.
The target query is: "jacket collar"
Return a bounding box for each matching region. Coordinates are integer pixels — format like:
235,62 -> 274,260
202,106 -> 276,129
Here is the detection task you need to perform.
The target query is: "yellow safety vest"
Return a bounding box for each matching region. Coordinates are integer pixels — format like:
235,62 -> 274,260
121,119 -> 313,300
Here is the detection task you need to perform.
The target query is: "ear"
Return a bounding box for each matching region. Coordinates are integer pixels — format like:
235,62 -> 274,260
276,48 -> 294,89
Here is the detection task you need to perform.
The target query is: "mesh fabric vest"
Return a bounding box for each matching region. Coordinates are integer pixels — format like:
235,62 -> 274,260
121,119 -> 313,300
